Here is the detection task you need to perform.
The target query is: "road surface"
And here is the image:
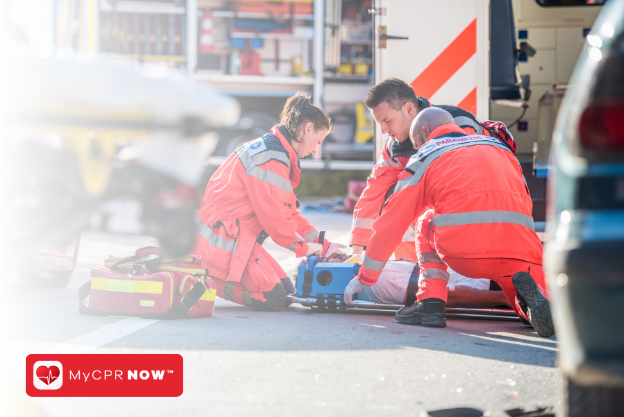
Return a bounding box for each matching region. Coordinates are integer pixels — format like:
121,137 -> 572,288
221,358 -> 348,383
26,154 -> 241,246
1,211 -> 559,417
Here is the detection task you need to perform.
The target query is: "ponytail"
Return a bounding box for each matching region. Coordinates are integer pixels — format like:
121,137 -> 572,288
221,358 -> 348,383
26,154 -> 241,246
278,92 -> 332,143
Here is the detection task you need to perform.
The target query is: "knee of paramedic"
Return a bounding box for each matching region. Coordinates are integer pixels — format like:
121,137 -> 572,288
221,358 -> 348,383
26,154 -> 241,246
443,257 -> 549,318
212,279 -> 287,311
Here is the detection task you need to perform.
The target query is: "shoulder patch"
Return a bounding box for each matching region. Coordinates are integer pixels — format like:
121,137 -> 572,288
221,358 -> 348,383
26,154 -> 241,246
247,138 -> 267,156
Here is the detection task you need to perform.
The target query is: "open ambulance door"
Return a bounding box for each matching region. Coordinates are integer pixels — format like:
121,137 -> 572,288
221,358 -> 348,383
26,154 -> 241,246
371,0 -> 533,161
371,0 -> 491,159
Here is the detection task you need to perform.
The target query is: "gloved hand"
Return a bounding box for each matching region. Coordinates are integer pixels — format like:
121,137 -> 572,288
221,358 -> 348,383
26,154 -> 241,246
344,277 -> 367,304
325,242 -> 347,256
304,243 -> 323,257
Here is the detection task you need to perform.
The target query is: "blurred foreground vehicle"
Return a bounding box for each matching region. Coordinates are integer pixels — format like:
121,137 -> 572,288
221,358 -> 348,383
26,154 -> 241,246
544,0 -> 624,415
0,51 -> 239,288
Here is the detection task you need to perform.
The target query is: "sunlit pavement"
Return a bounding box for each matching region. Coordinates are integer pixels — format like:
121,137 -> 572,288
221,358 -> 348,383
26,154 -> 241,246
0,211 -> 558,417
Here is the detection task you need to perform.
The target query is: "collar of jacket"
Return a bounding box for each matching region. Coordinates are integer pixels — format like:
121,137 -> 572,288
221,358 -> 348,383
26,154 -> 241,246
417,96 -> 433,110
427,123 -> 467,141
390,136 -> 416,158
271,125 -> 302,189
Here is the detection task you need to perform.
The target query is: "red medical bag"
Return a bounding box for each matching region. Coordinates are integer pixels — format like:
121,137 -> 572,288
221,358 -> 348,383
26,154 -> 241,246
79,247 -> 217,319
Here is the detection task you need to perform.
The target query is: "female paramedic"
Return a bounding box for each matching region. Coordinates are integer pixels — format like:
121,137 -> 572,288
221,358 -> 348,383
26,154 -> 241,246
192,93 -> 344,311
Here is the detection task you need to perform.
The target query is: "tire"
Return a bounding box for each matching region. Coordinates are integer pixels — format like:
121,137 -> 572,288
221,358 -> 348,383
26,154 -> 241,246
562,374 -> 624,417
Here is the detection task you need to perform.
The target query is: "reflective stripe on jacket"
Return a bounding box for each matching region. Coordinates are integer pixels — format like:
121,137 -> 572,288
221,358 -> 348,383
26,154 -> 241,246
349,100 -> 495,248
357,123 -> 541,285
193,126 -> 319,282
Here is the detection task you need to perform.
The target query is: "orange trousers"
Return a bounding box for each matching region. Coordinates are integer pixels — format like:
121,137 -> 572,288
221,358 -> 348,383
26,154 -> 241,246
211,245 -> 292,311
417,256 -> 550,319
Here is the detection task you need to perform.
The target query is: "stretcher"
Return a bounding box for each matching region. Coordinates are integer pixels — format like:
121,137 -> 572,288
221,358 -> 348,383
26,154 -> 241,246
290,255 -> 520,322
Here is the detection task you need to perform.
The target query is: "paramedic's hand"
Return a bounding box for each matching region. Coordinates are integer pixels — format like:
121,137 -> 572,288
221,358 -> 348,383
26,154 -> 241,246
304,243 -> 323,257
351,245 -> 364,256
344,277 -> 366,304
326,242 -> 347,256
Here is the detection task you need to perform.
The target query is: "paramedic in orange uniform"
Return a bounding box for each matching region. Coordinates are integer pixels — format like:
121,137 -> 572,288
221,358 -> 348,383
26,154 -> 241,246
345,108 -> 554,338
350,78 -> 517,262
193,93 -> 345,311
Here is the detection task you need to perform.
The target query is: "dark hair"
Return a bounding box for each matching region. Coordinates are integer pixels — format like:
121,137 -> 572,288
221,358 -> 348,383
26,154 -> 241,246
363,78 -> 420,111
278,92 -> 332,143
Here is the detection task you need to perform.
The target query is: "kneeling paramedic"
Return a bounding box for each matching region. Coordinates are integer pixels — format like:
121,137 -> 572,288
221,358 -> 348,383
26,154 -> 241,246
350,78 -> 517,262
344,107 -> 555,338
193,93 -> 346,311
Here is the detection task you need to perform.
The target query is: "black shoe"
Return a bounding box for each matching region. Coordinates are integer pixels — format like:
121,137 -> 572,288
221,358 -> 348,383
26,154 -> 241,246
395,298 -> 447,327
512,271 -> 555,338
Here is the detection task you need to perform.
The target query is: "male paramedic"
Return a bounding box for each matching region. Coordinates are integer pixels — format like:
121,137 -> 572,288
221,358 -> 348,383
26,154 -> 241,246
350,78 -> 516,262
344,108 -> 555,338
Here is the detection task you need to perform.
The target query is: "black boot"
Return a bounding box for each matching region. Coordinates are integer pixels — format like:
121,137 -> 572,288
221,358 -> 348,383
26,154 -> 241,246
512,271 -> 555,338
395,298 -> 446,327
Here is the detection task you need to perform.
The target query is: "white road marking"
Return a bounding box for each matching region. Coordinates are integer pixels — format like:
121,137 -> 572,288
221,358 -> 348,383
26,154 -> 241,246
45,319 -> 159,355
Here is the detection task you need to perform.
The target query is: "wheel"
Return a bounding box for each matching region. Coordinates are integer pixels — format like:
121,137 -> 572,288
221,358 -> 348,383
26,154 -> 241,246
562,374 -> 624,417
20,269 -> 74,289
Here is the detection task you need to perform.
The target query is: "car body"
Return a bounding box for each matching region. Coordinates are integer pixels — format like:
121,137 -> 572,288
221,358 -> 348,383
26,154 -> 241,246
544,0 -> 624,415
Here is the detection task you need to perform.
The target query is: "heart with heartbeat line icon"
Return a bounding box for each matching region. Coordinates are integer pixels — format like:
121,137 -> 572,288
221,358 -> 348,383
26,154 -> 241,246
35,365 -> 60,385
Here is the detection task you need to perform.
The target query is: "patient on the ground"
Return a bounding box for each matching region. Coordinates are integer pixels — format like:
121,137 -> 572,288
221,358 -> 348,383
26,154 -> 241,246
296,253 -> 511,309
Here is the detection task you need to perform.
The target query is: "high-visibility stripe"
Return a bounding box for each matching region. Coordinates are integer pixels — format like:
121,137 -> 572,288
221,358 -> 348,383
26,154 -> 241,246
453,115 -> 483,135
196,217 -> 238,253
254,167 -> 293,193
432,210 -> 535,230
420,268 -> 450,282
91,277 -> 164,294
160,266 -> 206,274
140,300 -> 155,307
410,19 -> 476,100
286,232 -> 305,250
251,150 -> 290,169
200,288 -> 217,302
236,147 -> 293,194
304,229 -> 320,243
363,254 -> 386,272
353,217 -> 376,230
377,153 -> 402,168
418,252 -> 445,265
396,139 -> 510,193
402,224 -> 416,242
286,241 -> 300,251
247,166 -> 293,194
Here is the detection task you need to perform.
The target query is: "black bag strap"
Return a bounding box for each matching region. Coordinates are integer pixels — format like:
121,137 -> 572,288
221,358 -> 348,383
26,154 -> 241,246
78,278 -> 206,320
110,254 -> 139,271
110,253 -> 163,274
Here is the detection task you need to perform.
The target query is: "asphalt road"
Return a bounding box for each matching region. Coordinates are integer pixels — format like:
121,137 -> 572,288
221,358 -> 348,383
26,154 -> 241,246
0,211 -> 559,417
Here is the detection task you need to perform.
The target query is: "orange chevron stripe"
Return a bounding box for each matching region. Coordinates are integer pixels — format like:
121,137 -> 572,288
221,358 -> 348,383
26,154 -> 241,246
457,87 -> 477,114
410,19 -> 477,99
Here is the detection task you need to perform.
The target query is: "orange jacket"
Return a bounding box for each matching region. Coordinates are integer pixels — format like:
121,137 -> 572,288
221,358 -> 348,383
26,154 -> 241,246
193,126 -> 324,283
349,99 -> 503,248
357,123 -> 541,285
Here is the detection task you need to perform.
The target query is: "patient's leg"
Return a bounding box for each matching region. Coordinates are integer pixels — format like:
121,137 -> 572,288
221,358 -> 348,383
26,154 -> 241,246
446,285 -> 511,308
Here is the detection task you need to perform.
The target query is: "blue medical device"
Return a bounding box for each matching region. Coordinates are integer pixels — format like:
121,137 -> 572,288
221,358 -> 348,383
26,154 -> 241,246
295,255 -> 360,311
